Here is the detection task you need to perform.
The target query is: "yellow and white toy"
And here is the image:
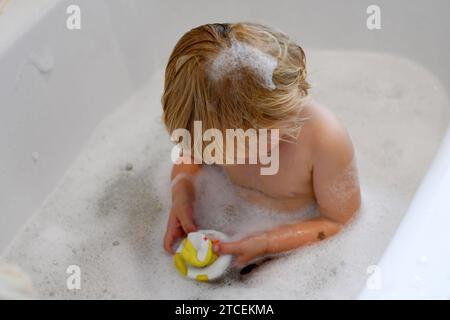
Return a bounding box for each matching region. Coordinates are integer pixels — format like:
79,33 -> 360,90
173,230 -> 232,282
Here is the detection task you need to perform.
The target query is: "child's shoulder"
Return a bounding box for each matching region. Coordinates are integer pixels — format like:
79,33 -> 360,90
298,100 -> 355,166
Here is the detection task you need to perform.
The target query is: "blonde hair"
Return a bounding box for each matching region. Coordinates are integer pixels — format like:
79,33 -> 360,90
162,23 -> 310,156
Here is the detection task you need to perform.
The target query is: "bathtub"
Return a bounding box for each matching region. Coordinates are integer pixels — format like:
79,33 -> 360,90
1,0 -> 450,299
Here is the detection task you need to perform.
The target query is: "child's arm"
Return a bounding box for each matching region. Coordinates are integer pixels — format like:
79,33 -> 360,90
220,120 -> 361,267
163,158 -> 202,254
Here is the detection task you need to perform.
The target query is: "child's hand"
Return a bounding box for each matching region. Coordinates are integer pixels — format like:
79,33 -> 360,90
163,199 -> 197,254
219,233 -> 269,267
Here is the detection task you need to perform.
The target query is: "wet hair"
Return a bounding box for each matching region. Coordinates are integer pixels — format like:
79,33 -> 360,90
162,22 -> 311,155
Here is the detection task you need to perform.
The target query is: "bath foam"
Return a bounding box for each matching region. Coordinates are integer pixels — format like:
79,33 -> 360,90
324,159 -> 360,212
193,166 -> 316,242
3,50 -> 450,299
208,40 -> 277,89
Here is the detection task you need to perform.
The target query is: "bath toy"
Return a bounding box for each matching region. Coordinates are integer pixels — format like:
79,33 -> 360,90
173,230 -> 232,282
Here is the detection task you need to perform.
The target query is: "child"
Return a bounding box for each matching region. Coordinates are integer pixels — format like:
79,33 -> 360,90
162,23 -> 361,267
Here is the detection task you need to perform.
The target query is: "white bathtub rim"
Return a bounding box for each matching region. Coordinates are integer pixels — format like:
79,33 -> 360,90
358,122 -> 450,300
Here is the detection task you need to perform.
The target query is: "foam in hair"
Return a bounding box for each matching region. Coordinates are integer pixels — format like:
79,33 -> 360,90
209,40 -> 277,89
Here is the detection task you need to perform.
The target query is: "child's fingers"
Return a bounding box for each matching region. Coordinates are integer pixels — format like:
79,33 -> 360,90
178,216 -> 197,234
163,215 -> 179,254
212,240 -> 221,253
163,218 -> 186,254
177,206 -> 197,234
163,231 -> 175,254
220,241 -> 243,255
234,254 -> 252,268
